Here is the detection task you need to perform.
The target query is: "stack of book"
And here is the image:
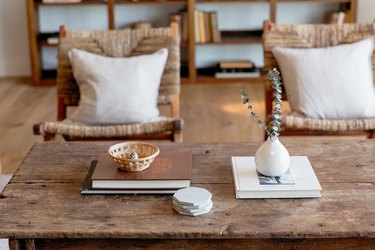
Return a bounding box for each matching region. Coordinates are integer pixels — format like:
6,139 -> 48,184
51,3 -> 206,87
231,156 -> 322,199
215,60 -> 261,78
194,10 -> 221,43
42,0 -> 82,3
81,151 -> 192,195
170,10 -> 220,44
37,32 -> 59,45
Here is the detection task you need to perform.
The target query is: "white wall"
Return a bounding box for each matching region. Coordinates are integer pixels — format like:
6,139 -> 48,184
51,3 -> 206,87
0,0 -> 374,77
358,0 -> 375,23
0,1 -> 30,77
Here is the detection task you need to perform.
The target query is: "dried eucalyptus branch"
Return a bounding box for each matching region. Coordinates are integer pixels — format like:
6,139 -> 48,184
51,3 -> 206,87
240,89 -> 271,137
240,68 -> 284,141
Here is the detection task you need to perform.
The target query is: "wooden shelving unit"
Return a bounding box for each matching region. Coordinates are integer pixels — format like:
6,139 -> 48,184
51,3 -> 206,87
26,0 -> 357,85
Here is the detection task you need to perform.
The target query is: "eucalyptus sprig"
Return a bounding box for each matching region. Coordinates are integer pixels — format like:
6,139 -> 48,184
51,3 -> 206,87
241,68 -> 283,141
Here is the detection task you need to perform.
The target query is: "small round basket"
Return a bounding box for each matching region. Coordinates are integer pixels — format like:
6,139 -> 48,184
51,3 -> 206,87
108,142 -> 160,172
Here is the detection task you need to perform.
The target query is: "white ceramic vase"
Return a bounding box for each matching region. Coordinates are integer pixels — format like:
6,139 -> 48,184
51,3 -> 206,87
255,137 -> 290,177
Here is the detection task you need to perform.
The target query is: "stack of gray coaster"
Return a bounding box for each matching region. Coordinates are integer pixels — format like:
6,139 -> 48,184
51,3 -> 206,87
173,187 -> 212,216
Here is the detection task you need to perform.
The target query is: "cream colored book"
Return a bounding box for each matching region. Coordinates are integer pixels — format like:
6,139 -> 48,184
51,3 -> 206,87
43,0 -> 82,3
231,156 -> 321,199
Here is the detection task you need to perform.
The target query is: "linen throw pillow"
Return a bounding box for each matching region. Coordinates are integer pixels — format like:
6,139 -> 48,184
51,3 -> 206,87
272,38 -> 375,119
68,48 -> 168,125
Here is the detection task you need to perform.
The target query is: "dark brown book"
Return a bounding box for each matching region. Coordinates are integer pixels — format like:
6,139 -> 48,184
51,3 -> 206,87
219,60 -> 254,69
91,151 -> 191,189
81,161 -> 179,195
209,12 -> 221,43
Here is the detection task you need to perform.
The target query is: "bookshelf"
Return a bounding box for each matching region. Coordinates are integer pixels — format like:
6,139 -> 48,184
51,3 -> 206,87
26,0 -> 358,85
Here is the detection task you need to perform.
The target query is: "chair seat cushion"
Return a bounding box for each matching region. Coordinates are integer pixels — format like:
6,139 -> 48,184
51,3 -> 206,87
41,117 -> 178,138
282,112 -> 375,132
68,48 -> 168,125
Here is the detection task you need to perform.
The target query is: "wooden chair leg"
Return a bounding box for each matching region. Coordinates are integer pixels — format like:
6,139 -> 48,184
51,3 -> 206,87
43,133 -> 56,141
33,123 -> 56,141
368,130 -> 375,139
172,119 -> 183,142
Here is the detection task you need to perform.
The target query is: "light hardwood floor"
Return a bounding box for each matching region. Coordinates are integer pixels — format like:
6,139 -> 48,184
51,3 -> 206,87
0,78 -> 265,175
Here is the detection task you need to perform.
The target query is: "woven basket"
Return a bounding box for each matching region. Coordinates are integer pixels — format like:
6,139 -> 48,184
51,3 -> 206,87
108,142 -> 160,172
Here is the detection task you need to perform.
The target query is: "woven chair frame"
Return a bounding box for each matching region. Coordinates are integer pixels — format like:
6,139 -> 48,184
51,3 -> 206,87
57,25 -> 180,120
33,24 -> 183,142
263,21 -> 375,138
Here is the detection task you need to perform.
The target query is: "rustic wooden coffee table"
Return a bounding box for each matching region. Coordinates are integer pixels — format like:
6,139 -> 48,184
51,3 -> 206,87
1,140 -> 374,249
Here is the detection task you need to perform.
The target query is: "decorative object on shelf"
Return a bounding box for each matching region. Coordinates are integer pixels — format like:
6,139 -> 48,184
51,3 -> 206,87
108,141 -> 160,172
241,68 -> 289,177
132,22 -> 152,30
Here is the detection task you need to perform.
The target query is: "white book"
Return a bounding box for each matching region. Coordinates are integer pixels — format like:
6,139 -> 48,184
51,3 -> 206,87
43,0 -> 82,3
47,37 -> 59,45
231,156 -> 321,199
215,71 -> 261,78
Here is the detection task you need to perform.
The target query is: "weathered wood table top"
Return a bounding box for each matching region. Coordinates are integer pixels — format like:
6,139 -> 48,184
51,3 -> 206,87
0,140 -> 374,249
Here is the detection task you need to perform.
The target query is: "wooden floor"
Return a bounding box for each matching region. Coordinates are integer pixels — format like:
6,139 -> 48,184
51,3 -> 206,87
0,78 -> 265,175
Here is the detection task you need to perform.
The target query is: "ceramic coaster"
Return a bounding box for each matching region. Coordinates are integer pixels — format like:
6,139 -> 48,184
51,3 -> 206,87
173,199 -> 212,210
174,200 -> 213,214
173,187 -> 212,206
173,202 -> 213,216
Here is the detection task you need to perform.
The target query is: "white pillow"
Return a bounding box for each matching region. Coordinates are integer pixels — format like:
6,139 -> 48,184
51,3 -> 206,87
68,48 -> 168,125
272,38 -> 375,120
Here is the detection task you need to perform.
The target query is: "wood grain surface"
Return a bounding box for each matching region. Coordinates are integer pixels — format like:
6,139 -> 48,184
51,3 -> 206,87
0,140 -> 374,248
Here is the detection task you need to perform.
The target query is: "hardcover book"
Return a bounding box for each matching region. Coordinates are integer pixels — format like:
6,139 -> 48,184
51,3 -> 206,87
91,152 -> 191,189
231,156 -> 321,198
219,60 -> 254,69
81,161 -> 179,195
42,0 -> 82,3
215,70 -> 261,79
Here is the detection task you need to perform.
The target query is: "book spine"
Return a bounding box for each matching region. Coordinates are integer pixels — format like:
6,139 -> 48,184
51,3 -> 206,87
43,0 -> 82,2
170,13 -> 183,39
194,10 -> 200,43
198,11 -> 206,43
210,12 -> 221,43
182,11 -> 188,42
204,12 -> 212,43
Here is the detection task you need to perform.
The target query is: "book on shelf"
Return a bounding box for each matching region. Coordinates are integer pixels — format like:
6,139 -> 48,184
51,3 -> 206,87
170,10 -> 189,43
231,156 -> 322,199
81,161 -> 179,195
199,11 -> 206,43
194,10 -> 201,43
219,60 -> 254,69
205,12 -> 212,43
330,11 -> 346,25
209,12 -> 221,43
47,37 -> 59,45
194,10 -> 220,43
215,67 -> 261,79
37,32 -> 59,43
42,0 -> 82,3
90,151 -> 192,190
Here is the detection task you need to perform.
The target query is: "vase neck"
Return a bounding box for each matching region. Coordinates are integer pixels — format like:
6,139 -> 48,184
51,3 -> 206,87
267,137 -> 279,143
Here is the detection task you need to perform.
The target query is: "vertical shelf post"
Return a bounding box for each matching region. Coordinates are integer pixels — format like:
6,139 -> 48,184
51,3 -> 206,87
107,0 -> 115,30
26,0 -> 40,85
269,0 -> 276,23
187,0 -> 196,83
350,0 -> 358,23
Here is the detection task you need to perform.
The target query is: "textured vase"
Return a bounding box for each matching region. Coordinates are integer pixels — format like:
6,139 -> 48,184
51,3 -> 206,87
255,137 -> 290,177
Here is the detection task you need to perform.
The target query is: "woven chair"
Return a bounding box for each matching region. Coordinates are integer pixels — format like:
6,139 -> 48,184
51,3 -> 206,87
34,23 -> 183,142
263,21 -> 375,139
